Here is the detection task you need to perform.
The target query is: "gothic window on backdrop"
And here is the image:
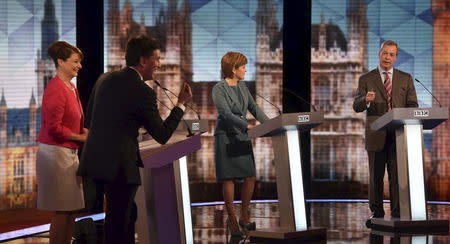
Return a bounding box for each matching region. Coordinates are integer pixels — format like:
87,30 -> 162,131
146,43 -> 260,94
314,76 -> 331,111
13,158 -> 25,195
12,178 -> 25,195
313,138 -> 334,180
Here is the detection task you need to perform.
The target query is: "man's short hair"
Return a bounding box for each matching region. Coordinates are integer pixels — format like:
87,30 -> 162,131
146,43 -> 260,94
125,35 -> 160,67
379,40 -> 398,55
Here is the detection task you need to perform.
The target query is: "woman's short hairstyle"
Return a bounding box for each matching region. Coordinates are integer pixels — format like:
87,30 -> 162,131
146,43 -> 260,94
221,52 -> 248,79
125,35 -> 160,66
47,41 -> 83,68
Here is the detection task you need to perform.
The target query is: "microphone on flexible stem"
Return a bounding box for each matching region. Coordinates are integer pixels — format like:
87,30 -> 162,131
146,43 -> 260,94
154,81 -> 194,137
283,88 -> 318,112
153,80 -> 201,120
239,80 -> 281,115
254,92 -> 282,115
414,78 -> 442,107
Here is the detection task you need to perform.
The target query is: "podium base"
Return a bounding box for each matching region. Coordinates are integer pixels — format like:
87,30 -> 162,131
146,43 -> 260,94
372,229 -> 449,238
370,218 -> 449,233
248,227 -> 327,243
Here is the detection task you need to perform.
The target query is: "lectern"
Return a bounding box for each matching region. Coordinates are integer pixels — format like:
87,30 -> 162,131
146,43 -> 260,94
369,107 -> 449,232
247,112 -> 327,242
135,120 -> 207,244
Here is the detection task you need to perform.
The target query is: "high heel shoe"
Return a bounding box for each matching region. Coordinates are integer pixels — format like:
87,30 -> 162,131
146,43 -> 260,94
226,218 -> 243,238
238,220 -> 256,231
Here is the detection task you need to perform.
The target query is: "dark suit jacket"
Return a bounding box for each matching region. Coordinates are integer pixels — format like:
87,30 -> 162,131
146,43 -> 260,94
77,67 -> 183,184
353,68 -> 418,152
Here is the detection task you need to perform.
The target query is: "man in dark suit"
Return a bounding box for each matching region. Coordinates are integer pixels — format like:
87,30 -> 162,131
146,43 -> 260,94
353,40 -> 418,222
77,35 -> 192,243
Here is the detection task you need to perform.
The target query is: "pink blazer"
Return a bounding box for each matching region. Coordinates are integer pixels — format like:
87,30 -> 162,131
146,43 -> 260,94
37,76 -> 84,149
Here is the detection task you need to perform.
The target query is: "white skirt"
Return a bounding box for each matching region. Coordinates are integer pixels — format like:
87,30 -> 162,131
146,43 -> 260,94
36,143 -> 85,211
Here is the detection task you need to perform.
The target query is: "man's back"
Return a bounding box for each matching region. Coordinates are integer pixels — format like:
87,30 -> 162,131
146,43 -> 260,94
78,67 -> 183,184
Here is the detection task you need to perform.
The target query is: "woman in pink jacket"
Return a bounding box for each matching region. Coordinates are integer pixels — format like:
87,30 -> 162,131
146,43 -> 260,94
36,41 -> 88,244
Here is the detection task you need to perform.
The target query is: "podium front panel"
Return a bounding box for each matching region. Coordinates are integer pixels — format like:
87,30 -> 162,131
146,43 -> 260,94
272,130 -> 307,231
249,112 -> 324,139
404,125 -> 426,220
286,130 -> 308,230
174,156 -> 194,244
370,107 -> 449,131
397,125 -> 427,220
136,134 -> 200,244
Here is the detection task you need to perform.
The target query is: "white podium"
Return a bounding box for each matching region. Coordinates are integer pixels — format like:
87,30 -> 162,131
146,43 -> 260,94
247,112 -> 327,242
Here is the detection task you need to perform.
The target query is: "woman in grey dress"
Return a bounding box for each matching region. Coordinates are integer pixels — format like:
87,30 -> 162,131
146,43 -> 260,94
212,52 -> 269,237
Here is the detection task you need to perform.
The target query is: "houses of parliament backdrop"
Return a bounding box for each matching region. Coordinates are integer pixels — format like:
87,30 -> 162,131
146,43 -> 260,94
103,0 -> 284,201
0,0 -> 284,211
310,0 -> 450,201
0,0 -> 449,220
0,0 -> 76,210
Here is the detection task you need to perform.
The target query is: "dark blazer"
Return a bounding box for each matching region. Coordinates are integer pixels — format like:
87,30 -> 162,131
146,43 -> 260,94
78,67 -> 183,184
353,68 -> 418,152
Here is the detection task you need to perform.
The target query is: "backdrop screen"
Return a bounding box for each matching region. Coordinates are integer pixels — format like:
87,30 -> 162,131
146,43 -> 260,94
310,0 -> 449,201
0,0 -> 76,211
104,0 -> 284,202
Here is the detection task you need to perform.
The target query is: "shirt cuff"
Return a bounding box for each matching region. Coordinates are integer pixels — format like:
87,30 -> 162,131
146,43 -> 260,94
177,103 -> 186,111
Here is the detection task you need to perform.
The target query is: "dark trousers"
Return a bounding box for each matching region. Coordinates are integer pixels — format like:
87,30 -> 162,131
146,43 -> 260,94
82,178 -> 105,213
367,131 -> 400,217
103,183 -> 138,244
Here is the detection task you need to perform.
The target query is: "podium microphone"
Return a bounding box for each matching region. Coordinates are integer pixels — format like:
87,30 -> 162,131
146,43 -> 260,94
283,88 -> 318,111
153,80 -> 201,120
255,92 -> 282,115
414,78 -> 442,107
153,80 -> 194,137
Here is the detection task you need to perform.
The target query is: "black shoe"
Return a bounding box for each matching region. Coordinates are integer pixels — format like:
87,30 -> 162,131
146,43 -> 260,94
226,218 -> 243,238
239,220 -> 256,232
371,212 -> 385,218
228,235 -> 244,244
366,214 -> 384,228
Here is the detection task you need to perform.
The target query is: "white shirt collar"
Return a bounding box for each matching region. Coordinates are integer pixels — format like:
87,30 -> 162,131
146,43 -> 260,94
378,65 -> 393,76
378,65 -> 394,83
128,66 -> 143,81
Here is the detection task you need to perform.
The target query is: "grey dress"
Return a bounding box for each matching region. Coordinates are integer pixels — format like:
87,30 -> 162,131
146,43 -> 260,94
212,80 -> 269,180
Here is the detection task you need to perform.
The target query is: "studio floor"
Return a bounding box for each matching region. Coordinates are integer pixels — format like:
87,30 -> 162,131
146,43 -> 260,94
2,201 -> 449,243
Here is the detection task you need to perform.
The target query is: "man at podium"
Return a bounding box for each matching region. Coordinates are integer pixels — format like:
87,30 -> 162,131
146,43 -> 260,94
353,40 -> 418,222
78,35 -> 192,243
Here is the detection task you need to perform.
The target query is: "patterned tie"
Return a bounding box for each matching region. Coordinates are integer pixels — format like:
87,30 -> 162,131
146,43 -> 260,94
383,71 -> 392,111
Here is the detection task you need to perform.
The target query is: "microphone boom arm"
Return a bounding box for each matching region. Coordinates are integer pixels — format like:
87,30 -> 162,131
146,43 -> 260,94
154,80 -> 201,119
415,78 -> 442,107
